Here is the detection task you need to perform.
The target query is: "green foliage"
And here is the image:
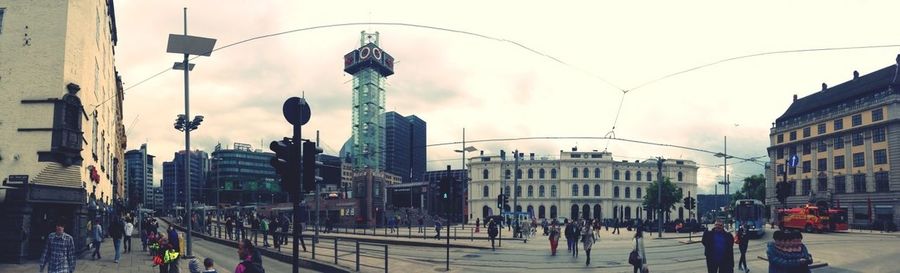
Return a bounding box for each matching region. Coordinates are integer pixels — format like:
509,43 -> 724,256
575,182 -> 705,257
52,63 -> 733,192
733,174 -> 766,202
642,177 -> 684,214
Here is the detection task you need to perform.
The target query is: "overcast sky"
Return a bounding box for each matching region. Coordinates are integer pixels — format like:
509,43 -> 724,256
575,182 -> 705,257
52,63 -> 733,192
115,1 -> 900,192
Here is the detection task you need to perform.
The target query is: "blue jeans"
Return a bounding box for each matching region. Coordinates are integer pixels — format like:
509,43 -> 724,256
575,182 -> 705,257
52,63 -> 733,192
114,238 -> 121,261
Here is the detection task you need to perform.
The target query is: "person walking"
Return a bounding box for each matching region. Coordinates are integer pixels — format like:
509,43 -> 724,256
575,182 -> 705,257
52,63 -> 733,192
736,225 -> 749,273
40,221 -> 76,273
235,239 -> 265,273
418,217 -> 424,233
488,219 -> 499,251
582,220 -> 594,265
475,218 -> 480,233
110,217 -> 125,263
250,216 -> 259,245
766,230 -> 812,273
701,220 -> 734,273
572,221 -> 581,258
613,218 -> 621,235
225,217 -> 234,240
91,219 -> 103,260
433,219 -> 443,240
564,219 -> 575,253
124,218 -> 135,253
548,223 -> 560,256
168,226 -> 180,255
260,217 -> 270,247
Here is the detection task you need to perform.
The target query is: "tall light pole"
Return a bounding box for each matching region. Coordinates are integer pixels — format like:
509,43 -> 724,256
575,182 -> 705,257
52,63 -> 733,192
715,136 -> 734,215
453,128 -> 477,224
657,157 -> 665,238
166,7 -> 216,258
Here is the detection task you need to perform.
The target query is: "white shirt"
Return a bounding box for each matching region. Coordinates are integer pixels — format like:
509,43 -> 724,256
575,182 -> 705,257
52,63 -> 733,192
124,222 -> 134,236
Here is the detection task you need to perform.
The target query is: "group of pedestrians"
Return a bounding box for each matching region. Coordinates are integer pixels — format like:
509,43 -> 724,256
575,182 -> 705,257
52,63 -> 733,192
702,219 -> 814,273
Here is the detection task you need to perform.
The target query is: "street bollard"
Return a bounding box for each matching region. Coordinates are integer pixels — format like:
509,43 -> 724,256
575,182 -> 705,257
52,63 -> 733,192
471,229 -> 474,242
384,244 -> 389,273
312,233 -> 316,260
334,238 -> 338,265
454,228 -> 457,241
408,227 -> 411,239
355,241 -> 360,272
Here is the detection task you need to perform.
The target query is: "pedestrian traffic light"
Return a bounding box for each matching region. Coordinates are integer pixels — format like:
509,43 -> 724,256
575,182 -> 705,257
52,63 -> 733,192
683,197 -> 691,208
497,194 -> 504,208
689,197 -> 696,210
270,137 -> 299,195
776,182 -> 790,205
302,141 -> 323,193
502,193 -> 509,208
439,176 -> 451,199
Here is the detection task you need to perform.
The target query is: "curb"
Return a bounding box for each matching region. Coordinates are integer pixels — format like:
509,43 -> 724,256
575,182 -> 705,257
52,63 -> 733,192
756,255 -> 828,269
310,234 -> 493,250
159,218 -> 351,273
678,240 -> 702,244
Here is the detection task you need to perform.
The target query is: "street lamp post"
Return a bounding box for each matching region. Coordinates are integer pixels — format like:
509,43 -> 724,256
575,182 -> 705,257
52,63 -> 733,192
453,128 -> 477,224
166,7 -> 216,258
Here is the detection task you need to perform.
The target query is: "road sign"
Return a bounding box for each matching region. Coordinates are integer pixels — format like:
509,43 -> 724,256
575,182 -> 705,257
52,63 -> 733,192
6,175 -> 28,185
788,154 -> 799,168
282,97 -> 311,126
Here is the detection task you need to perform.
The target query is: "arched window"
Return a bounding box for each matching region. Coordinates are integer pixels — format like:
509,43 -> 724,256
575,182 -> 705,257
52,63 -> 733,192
572,184 -> 579,196
551,185 -> 557,197
505,186 -> 511,196
614,170 -> 620,180
594,184 -> 601,196
551,169 -> 557,179
594,168 -> 601,178
482,169 -> 489,180
483,206 -> 491,219
539,185 -> 545,197
550,205 -> 557,219
571,204 -> 580,220
637,171 -> 642,181
515,205 -> 522,213
582,168 -> 589,179
539,169 -> 546,179
625,171 -> 631,180
582,204 -> 590,220
593,204 -> 602,219
572,168 -> 579,178
636,187 -> 642,199
515,185 -> 522,197
539,205 -> 546,219
527,185 -> 534,197
516,169 -> 523,179
583,185 -> 589,197
614,186 -> 620,198
505,170 -> 511,179
527,205 -> 534,216
91,111 -> 99,155
625,187 -> 631,198
647,171 -> 652,181
625,206 -> 632,219
678,171 -> 684,181
527,168 -> 534,179
482,185 -> 489,197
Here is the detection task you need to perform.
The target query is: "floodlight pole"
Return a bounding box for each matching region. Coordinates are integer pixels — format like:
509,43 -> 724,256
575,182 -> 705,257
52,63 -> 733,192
180,7 -> 195,258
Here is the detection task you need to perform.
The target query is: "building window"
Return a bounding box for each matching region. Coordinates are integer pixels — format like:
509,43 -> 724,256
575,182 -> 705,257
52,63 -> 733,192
636,188 -> 642,198
625,187 -> 631,198
505,186 -> 511,196
636,171 -> 642,181
594,184 -> 601,196
834,119 -> 844,130
539,185 -> 546,197
852,132 -> 864,146
582,168 -> 589,179
92,111 -> 99,156
789,146 -> 797,156
572,168 -> 579,178
482,169 -> 489,180
834,176 -> 846,193
505,170 -> 511,179
817,123 -> 826,134
551,169 -> 557,179
677,171 -> 683,181
873,127 -> 886,143
872,108 -> 884,122
817,158 -> 827,172
834,156 -> 845,170
594,168 -> 601,178
646,172 -> 652,181
551,185 -> 557,197
788,181 -> 797,196
614,186 -> 620,198
852,174 -> 866,193
777,164 -> 785,175
483,185 -> 489,197
802,160 -> 811,173
874,149 -> 887,165
789,131 -> 797,141
803,127 -> 811,138
852,152 -> 865,167
516,169 -> 522,179
875,172 -> 889,192
817,177 -> 828,192
803,142 -> 811,154
625,171 -> 631,181
817,140 -> 827,152
834,136 -> 844,149
527,185 -> 534,197
583,185 -> 589,197
539,168 -> 545,179
802,179 -> 811,196
777,147 -> 784,159
572,184 -> 579,196
852,114 -> 862,126
528,168 -> 534,179
777,134 -> 784,143
789,165 -> 796,175
515,185 -> 522,197
614,170 -> 620,180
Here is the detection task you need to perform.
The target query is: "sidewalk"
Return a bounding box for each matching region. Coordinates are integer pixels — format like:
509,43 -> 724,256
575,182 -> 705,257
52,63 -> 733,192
0,237 -> 200,273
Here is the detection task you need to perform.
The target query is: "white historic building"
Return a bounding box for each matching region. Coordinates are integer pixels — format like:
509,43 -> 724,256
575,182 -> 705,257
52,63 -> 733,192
468,148 -> 698,223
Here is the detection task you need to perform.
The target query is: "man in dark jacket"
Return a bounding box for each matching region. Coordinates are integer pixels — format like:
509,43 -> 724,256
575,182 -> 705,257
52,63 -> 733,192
701,220 -> 734,273
564,219 -> 575,252
109,217 -> 125,263
487,219 -> 499,251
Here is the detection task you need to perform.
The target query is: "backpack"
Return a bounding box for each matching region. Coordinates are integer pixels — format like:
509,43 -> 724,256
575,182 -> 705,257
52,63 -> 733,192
628,249 -> 642,266
240,261 -> 266,273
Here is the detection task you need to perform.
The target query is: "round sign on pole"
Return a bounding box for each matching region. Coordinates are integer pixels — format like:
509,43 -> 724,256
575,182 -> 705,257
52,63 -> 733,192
283,97 -> 311,126
788,155 -> 799,168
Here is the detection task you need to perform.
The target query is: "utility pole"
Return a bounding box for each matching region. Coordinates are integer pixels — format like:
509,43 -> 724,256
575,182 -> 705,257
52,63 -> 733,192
513,149 -> 520,232
315,130 -> 321,245
657,157 -> 665,238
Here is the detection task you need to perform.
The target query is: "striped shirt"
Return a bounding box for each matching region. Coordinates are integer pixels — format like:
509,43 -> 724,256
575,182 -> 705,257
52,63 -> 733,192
40,232 -> 75,273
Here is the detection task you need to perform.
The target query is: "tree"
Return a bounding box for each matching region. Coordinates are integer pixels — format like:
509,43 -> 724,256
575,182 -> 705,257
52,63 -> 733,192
642,178 -> 684,219
733,174 -> 766,202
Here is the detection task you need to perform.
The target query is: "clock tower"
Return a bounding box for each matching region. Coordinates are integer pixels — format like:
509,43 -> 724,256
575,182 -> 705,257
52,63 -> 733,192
344,31 -> 395,171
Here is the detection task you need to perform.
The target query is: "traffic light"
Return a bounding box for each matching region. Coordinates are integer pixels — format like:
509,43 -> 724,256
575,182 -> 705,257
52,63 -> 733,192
270,137 -> 299,195
776,182 -> 790,206
439,176 -> 451,199
502,193 -> 510,208
683,197 -> 690,209
689,197 -> 696,210
497,194 -> 504,208
302,141 -> 323,193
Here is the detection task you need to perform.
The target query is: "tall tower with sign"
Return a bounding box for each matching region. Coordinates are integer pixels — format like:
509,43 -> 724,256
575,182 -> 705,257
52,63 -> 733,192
344,31 -> 395,171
